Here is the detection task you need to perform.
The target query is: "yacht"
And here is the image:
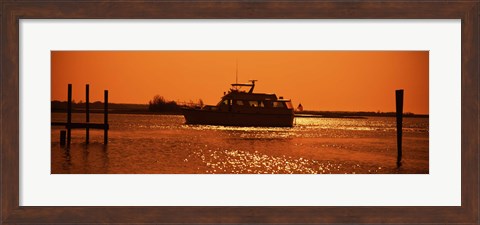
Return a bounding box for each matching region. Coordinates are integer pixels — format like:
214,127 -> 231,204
182,80 -> 294,127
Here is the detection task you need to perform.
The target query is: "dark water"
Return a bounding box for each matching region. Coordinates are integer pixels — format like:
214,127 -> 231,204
51,113 -> 429,174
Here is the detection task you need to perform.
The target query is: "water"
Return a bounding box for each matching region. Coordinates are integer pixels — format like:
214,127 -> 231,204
51,113 -> 429,174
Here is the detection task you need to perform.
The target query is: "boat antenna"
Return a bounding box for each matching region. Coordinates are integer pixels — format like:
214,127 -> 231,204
235,59 -> 238,84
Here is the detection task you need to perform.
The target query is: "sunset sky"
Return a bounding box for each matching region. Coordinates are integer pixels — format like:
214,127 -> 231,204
51,51 -> 429,114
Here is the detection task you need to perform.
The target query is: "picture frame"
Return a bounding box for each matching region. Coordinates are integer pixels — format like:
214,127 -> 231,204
1,1 -> 478,224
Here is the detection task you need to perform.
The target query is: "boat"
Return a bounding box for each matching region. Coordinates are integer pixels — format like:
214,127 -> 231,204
182,80 -> 295,127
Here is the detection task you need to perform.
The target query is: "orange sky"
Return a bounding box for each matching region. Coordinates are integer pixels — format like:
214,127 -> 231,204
51,51 -> 429,114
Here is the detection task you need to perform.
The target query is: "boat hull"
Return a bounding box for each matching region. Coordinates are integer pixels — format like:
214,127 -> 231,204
182,108 -> 294,127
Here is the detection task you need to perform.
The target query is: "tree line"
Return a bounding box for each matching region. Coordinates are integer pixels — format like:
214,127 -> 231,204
148,95 -> 204,112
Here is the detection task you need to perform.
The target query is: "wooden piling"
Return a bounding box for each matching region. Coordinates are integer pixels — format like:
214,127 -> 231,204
67,84 -> 72,147
86,84 -> 90,144
53,84 -> 109,146
104,90 -> 108,145
396,89 -> 404,167
60,130 -> 66,146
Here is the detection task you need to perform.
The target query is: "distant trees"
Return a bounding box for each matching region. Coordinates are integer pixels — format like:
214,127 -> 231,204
148,95 -> 180,112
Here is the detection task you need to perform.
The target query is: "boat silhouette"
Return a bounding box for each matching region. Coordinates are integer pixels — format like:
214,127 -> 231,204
181,80 -> 294,127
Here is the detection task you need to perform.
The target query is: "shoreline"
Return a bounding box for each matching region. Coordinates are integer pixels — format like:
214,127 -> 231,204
51,109 -> 429,118
51,101 -> 428,118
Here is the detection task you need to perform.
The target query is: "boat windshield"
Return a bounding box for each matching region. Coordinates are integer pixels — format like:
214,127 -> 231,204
273,101 -> 293,109
285,101 -> 293,109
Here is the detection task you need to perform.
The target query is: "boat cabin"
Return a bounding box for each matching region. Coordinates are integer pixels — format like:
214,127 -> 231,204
182,80 -> 295,127
205,80 -> 294,113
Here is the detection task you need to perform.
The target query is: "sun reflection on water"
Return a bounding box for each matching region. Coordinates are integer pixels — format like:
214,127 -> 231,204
186,148 -> 380,174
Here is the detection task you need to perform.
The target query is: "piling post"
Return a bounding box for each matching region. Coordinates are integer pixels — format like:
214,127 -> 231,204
86,84 -> 90,144
396,89 -> 404,167
104,90 -> 108,145
67,84 -> 72,147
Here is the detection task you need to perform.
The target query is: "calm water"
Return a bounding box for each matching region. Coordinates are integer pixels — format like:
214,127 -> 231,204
51,113 -> 429,174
